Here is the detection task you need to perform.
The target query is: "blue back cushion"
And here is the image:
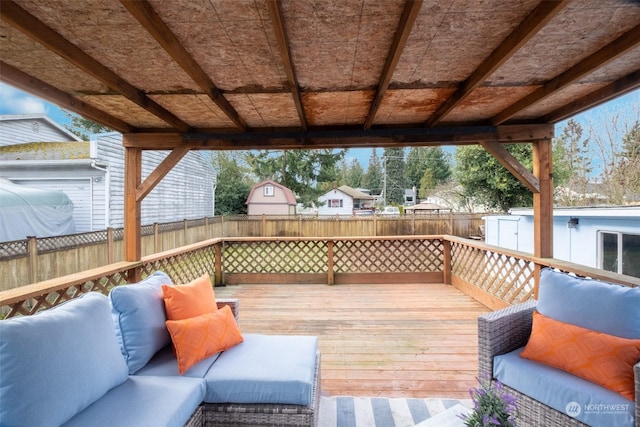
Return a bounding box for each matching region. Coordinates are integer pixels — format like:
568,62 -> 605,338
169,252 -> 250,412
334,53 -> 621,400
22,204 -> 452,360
109,271 -> 173,374
0,292 -> 129,427
537,268 -> 640,339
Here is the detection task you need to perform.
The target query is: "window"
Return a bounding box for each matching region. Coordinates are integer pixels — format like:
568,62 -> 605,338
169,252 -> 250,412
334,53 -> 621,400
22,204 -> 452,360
329,199 -> 343,208
263,185 -> 274,197
599,231 -> 640,278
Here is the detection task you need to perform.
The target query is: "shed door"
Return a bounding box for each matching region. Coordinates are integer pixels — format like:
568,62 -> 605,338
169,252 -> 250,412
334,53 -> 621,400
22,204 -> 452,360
13,179 -> 92,233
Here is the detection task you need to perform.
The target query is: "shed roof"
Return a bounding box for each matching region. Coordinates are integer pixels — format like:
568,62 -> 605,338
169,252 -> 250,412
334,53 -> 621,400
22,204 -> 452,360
246,179 -> 297,206
1,1 -> 638,150
0,141 -> 89,161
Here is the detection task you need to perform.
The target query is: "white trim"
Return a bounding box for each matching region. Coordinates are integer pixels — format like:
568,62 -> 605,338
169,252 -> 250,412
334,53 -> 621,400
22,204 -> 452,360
509,206 -> 640,218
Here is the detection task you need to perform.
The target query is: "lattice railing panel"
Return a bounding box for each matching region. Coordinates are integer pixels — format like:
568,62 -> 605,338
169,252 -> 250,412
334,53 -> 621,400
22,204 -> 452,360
1,271 -> 129,318
451,241 -> 535,304
224,240 -> 328,273
142,245 -> 216,285
0,240 -> 28,259
334,239 -> 443,273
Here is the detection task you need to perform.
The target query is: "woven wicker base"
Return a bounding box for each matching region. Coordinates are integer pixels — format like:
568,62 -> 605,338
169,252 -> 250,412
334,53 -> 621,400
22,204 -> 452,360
185,405 -> 204,427
202,353 -> 321,427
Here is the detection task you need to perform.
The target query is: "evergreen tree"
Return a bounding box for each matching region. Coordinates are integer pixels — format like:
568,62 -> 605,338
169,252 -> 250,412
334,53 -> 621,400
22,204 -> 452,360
556,119 -> 592,201
209,152 -> 251,215
383,147 -> 405,205
363,149 -> 383,195
454,144 -> 533,212
405,147 -> 429,189
344,158 -> 364,188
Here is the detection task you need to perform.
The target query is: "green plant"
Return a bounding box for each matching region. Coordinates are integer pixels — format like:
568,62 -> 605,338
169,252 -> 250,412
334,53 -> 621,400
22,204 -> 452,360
461,377 -> 518,427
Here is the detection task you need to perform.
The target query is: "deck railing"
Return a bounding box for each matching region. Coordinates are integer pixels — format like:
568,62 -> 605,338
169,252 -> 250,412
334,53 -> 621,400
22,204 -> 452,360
1,235 -> 638,318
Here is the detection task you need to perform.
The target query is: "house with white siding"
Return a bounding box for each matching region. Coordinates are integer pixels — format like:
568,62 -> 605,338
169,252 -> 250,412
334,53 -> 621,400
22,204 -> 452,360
317,185 -> 375,216
0,117 -> 216,235
484,206 -> 640,279
0,114 -> 81,146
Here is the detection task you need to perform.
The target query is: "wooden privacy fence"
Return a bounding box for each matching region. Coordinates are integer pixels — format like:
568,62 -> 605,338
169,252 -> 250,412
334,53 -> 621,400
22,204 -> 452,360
1,235 -> 638,319
0,213 -> 485,291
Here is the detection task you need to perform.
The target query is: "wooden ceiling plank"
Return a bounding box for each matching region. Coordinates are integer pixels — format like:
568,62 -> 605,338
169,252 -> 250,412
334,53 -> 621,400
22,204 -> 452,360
0,61 -> 133,133
480,140 -> 540,193
136,146 -> 190,202
364,0 -> 423,129
120,0 -> 247,131
0,1 -> 190,132
491,23 -> 640,125
542,69 -> 640,123
268,0 -> 307,130
426,0 -> 569,127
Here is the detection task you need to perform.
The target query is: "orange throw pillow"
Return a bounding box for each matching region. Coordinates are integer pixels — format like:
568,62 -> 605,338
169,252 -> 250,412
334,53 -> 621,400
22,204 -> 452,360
166,305 -> 244,374
162,273 -> 217,320
521,311 -> 640,400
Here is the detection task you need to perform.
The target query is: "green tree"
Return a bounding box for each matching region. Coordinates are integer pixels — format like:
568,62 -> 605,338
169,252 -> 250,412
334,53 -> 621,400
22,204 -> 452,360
362,149 -> 383,195
209,152 -> 251,215
405,147 -> 429,189
63,111 -> 111,140
405,147 -> 451,199
247,149 -> 345,206
383,147 -> 405,205
342,158 -> 364,188
555,119 -> 592,203
454,144 -> 533,211
619,121 -> 640,196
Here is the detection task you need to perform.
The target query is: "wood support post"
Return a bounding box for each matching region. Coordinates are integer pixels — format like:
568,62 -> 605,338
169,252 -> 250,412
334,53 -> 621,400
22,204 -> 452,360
442,239 -> 451,285
214,242 -> 223,286
533,138 -> 554,297
327,240 -> 335,285
124,145 -> 142,269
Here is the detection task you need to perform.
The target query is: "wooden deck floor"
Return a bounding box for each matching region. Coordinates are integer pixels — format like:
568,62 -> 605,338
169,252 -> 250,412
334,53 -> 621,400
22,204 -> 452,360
214,282 -> 491,399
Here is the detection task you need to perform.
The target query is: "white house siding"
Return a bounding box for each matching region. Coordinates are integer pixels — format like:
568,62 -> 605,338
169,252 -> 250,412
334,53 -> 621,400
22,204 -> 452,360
0,115 -> 81,146
485,208 -> 640,275
317,188 -> 354,216
94,133 -> 215,228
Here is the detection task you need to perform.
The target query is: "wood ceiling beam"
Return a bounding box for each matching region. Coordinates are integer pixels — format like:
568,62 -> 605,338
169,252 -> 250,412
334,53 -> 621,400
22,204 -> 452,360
0,1 -> 190,132
364,0 -> 423,129
541,69 -> 640,123
268,0 -> 307,130
491,23 -> 640,125
120,0 -> 247,131
123,123 -> 553,150
426,0 -> 569,127
0,61 -> 133,133
136,146 -> 190,202
480,140 -> 539,193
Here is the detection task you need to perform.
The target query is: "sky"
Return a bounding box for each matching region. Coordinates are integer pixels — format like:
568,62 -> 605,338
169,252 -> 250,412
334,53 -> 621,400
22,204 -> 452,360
1,82 -> 638,172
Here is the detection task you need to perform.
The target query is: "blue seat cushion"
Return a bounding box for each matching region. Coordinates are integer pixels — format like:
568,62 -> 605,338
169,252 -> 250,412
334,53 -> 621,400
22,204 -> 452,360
494,348 -> 635,426
204,334 -> 318,405
135,345 -> 220,378
0,292 -> 129,427
109,271 -> 174,374
61,375 -> 206,427
537,268 -> 640,339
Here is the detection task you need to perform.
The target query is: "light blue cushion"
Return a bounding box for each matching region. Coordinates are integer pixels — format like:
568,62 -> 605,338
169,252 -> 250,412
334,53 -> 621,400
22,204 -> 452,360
494,348 -> 635,426
109,271 -> 174,374
204,334 -> 318,405
135,344 -> 220,378
61,375 -> 206,427
0,292 -> 129,427
537,268 -> 640,339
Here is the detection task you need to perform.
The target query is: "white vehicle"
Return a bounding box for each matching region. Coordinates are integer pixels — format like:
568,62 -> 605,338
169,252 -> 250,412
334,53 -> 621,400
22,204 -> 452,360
379,206 -> 400,216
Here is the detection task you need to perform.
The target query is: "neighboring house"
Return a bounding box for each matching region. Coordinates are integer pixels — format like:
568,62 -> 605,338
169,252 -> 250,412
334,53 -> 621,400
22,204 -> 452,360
0,130 -> 216,234
317,185 -> 375,216
246,180 -> 296,215
484,206 -> 640,278
0,113 -> 81,146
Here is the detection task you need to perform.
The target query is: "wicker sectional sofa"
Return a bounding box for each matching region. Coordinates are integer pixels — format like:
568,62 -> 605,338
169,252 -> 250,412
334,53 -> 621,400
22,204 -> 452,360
0,272 -> 320,427
479,268 -> 639,427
